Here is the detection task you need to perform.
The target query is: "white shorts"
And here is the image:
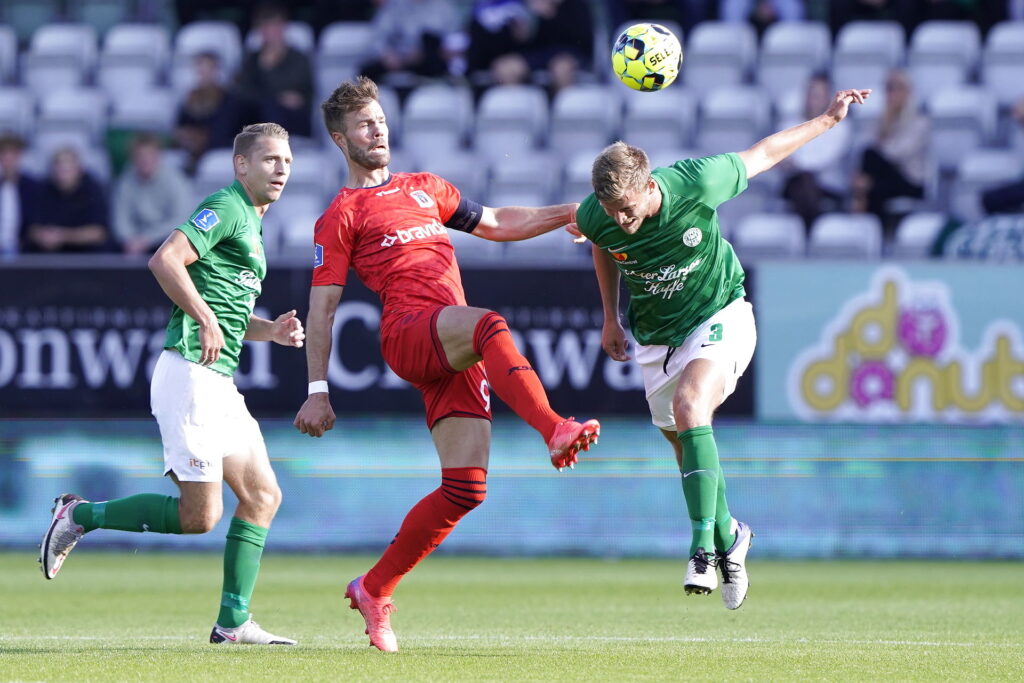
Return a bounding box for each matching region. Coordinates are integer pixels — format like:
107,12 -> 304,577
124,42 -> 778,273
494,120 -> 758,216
150,349 -> 266,483
635,298 -> 757,431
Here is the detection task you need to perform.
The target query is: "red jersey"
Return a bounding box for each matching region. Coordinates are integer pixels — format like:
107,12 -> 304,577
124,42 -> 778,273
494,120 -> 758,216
312,172 -> 468,337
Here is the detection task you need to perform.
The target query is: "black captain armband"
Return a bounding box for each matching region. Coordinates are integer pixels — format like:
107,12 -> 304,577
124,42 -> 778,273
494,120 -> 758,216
445,197 -> 484,233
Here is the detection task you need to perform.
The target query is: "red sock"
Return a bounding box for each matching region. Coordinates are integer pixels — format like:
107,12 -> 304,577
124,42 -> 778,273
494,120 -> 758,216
363,467 -> 487,598
473,312 -> 562,441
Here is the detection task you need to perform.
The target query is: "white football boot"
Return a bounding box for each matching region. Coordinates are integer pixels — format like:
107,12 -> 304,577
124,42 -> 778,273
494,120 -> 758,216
210,618 -> 297,645
716,519 -> 754,610
39,493 -> 87,579
683,547 -> 718,595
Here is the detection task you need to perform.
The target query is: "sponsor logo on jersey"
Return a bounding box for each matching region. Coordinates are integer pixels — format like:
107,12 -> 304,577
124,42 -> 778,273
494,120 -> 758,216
610,251 -> 630,262
409,190 -> 435,208
235,269 -> 262,293
622,258 -> 703,300
376,188 -> 400,196
380,219 -> 447,247
191,208 -> 219,232
313,243 -> 324,268
683,227 -> 702,247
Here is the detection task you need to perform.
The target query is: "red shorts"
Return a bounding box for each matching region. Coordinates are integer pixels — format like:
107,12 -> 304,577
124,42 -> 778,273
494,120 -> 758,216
381,307 -> 492,429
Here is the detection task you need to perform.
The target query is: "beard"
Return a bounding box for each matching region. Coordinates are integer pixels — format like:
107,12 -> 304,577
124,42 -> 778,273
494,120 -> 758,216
347,141 -> 390,170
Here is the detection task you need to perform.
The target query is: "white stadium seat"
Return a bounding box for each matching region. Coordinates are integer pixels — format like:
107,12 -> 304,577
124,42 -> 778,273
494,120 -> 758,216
549,85 -> 620,157
982,21 -> 1024,105
952,150 -> 1023,222
316,21 -> 374,85
0,25 -> 17,84
757,21 -> 831,92
109,88 -> 176,132
36,88 -> 108,144
193,148 -> 236,199
731,212 -> 806,259
473,85 -> 549,161
908,21 -> 980,93
401,84 -> 474,158
446,227 -> 506,265
696,86 -> 770,155
23,24 -> 99,93
927,86 -> 997,171
486,153 -> 560,207
891,212 -> 946,258
832,21 -> 904,93
418,150 -> 486,202
0,87 -> 35,137
808,212 -> 883,259
273,190 -> 326,255
560,151 -> 599,205
100,23 -> 171,85
684,21 -> 758,94
172,21 -> 242,94
620,88 -> 695,150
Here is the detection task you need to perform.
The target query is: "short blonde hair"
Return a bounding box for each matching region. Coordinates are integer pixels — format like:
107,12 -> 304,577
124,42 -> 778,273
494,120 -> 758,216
591,141 -> 651,203
233,122 -> 289,157
321,76 -> 380,135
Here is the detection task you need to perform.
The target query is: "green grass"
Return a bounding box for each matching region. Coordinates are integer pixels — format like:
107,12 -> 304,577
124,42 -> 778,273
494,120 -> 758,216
1,552 -> 1022,681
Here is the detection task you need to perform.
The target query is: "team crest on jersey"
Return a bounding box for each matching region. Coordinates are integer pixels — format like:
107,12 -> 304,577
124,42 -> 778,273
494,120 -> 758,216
409,190 -> 434,208
191,208 -> 219,232
683,227 -> 702,247
313,243 -> 324,268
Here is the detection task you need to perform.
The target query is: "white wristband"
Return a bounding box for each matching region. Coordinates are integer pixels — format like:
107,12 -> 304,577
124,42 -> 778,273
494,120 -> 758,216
308,380 -> 329,395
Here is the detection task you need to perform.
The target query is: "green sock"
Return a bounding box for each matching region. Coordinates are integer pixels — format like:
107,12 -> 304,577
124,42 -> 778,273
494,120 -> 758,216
71,495 -> 182,534
678,426 -> 720,556
218,518 -> 269,629
713,464 -> 736,552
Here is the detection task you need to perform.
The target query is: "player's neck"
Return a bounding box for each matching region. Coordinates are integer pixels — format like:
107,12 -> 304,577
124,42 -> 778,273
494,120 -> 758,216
346,165 -> 391,189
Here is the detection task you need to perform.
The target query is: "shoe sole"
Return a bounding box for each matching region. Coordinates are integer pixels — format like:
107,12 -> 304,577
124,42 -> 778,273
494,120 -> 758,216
684,585 -> 714,596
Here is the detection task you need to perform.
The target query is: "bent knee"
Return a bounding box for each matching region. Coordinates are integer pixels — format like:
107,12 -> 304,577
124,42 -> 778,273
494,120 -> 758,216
441,473 -> 487,511
179,507 -> 222,534
240,485 -> 282,516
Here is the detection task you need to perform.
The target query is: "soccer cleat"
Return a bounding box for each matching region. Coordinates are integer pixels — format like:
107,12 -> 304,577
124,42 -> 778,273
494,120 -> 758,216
547,417 -> 601,470
345,575 -> 398,652
683,548 -> 718,595
717,520 -> 754,610
210,618 -> 296,645
39,493 -> 86,580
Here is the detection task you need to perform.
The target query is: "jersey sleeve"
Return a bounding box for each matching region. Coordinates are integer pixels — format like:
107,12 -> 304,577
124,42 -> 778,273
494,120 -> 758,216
430,173 -> 462,224
174,196 -> 239,258
311,205 -> 353,286
575,192 -> 603,241
667,153 -> 748,209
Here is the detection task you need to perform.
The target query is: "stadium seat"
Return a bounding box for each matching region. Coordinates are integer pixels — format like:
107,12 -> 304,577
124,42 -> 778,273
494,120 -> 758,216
446,227 -> 506,265
193,148 -> 236,198
756,21 -> 831,93
285,149 -> 329,201
645,147 -> 701,170
0,25 -> 16,85
246,21 -> 315,55
503,227 -> 591,266
68,0 -> 132,38
696,86 -> 770,155
37,88 -> 108,144
486,153 -> 560,207
1,0 -> 59,44
317,22 -> 374,85
109,88 -> 176,132
683,21 -> 757,94
832,21 -> 905,94
808,212 -> 883,259
560,150 -> 599,204
549,84 -> 620,158
951,149 -> 1023,222
890,212 -> 946,258
473,85 -> 549,161
730,212 -> 805,259
417,150 -> 486,202
716,186 -> 770,238
908,21 -> 980,94
173,21 -> 243,94
401,84 -> 474,159
274,190 -> 326,254
24,141 -> 111,184
620,88 -> 695,150
926,86 -> 997,171
982,21 -> 1024,105
101,23 -> 172,78
23,24 -> 99,94
0,87 -> 35,137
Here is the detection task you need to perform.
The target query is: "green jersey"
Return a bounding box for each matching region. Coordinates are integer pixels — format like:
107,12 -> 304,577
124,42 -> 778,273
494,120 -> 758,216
163,180 -> 266,377
578,153 -> 748,347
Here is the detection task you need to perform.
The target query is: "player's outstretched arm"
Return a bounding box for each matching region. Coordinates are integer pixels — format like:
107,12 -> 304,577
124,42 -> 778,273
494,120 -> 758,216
738,88 -> 871,180
148,230 -> 224,367
244,310 -> 306,347
592,244 -> 631,362
294,284 -> 343,438
471,203 -> 579,242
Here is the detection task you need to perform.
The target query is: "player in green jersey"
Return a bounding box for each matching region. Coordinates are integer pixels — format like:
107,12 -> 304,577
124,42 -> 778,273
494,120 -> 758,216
576,88 -> 871,609
39,123 -> 306,645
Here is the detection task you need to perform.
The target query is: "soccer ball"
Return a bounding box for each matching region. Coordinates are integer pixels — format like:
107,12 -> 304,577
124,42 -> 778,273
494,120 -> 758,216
611,23 -> 683,92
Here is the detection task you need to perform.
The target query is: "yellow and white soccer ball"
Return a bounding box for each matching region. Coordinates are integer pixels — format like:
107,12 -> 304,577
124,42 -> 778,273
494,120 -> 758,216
611,23 -> 683,92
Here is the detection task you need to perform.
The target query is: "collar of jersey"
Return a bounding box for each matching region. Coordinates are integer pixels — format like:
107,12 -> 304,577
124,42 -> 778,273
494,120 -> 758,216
649,169 -> 672,231
346,173 -> 393,190
228,180 -> 261,223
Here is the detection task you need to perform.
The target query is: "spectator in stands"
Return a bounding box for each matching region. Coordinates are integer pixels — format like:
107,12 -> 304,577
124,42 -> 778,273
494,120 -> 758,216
0,133 -> 40,257
781,72 -> 851,231
237,2 -> 314,138
466,0 -> 534,86
358,0 -> 463,88
113,133 -> 193,256
720,0 -> 804,36
851,69 -> 928,233
981,97 -> 1024,214
175,52 -> 243,175
607,0 -> 711,35
24,147 -> 114,254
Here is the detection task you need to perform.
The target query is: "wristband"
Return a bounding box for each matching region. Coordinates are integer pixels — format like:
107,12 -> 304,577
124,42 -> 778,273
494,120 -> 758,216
308,380 -> 329,395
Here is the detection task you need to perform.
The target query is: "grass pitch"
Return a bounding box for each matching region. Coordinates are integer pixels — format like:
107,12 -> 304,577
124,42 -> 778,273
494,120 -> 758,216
1,552 -> 1021,681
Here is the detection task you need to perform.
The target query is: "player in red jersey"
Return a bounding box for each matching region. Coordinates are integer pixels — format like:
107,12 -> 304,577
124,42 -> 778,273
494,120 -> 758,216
293,77 -> 600,652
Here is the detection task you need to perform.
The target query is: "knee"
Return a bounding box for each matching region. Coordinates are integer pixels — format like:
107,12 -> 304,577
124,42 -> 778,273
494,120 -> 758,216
241,484 -> 282,517
441,472 -> 487,512
673,391 -> 711,432
179,503 -> 222,534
